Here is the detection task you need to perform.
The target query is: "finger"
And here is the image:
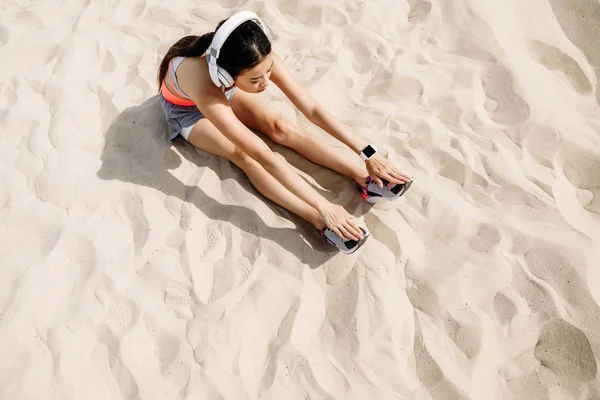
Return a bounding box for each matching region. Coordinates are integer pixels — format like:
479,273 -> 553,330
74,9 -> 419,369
345,219 -> 363,240
397,169 -> 413,180
387,170 -> 406,183
379,172 -> 396,185
390,170 -> 411,183
386,167 -> 408,179
344,220 -> 363,240
374,176 -> 384,188
398,172 -> 412,182
346,227 -> 362,242
339,225 -> 360,241
342,217 -> 362,240
334,220 -> 356,241
381,172 -> 402,186
333,226 -> 348,241
348,223 -> 364,241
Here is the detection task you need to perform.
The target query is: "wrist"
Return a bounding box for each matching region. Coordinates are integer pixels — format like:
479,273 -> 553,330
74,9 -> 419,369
314,201 -> 329,216
315,199 -> 329,209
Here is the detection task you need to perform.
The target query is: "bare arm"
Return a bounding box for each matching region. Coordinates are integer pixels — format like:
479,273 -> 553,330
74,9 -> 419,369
270,53 -> 367,155
271,52 -> 412,186
196,93 -> 330,212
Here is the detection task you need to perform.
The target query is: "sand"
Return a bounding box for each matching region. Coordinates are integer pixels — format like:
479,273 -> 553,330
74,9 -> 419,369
1,0 -> 600,398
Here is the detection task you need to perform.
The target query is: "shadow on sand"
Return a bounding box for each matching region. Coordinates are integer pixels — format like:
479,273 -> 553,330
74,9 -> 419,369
548,0 -> 600,105
97,96 -> 372,267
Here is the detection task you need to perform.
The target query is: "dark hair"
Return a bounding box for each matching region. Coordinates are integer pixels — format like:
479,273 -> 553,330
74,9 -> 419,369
157,18 -> 271,90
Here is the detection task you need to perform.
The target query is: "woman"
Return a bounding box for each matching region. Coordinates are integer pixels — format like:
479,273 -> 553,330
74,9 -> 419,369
157,11 -> 412,254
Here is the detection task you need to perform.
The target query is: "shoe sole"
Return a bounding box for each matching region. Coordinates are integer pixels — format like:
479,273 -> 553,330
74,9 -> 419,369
365,195 -> 383,204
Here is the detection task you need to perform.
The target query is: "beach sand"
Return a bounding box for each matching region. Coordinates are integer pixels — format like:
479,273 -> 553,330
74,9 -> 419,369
1,0 -> 600,398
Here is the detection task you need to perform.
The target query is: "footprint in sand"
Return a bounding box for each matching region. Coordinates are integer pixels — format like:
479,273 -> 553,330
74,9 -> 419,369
164,283 -> 193,320
94,284 -> 137,329
321,5 -> 348,27
93,284 -> 139,399
94,324 -> 140,399
557,143 -> 600,214
493,291 -> 517,326
469,223 -> 501,253
528,39 -> 592,95
546,0 -> 600,104
101,51 -> 117,74
408,0 -> 432,21
112,1 -> 146,22
143,318 -> 183,378
344,106 -> 387,130
406,277 -> 442,316
120,191 -> 149,254
414,330 -> 466,399
344,35 -> 376,74
432,148 -> 467,187
535,318 -> 597,381
365,70 -> 424,101
521,127 -> 560,170
13,10 -> 44,31
364,68 -> 393,97
523,240 -> 587,306
443,315 -> 482,359
482,63 -> 530,125
201,225 -> 227,261
209,257 -> 253,303
0,24 -> 9,46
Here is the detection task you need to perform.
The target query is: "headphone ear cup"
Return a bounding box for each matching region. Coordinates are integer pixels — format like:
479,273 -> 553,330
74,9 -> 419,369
217,67 -> 234,88
207,62 -> 221,87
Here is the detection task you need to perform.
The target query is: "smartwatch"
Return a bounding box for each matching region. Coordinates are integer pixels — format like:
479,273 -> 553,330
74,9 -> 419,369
360,144 -> 377,161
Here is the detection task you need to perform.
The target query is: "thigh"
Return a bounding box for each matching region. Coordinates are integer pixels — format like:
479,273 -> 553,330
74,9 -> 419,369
186,117 -> 249,166
229,90 -> 281,137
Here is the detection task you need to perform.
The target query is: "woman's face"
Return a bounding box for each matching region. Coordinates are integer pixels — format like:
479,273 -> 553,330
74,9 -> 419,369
235,53 -> 274,93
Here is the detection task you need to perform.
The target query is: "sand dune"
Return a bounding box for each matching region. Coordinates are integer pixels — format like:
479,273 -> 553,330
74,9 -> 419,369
1,0 -> 600,398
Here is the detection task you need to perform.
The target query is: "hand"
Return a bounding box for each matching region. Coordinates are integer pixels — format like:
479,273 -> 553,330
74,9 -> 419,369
365,154 -> 412,188
317,202 -> 364,241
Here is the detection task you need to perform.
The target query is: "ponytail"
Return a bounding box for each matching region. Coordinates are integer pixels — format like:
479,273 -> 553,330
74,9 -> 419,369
156,32 -> 215,90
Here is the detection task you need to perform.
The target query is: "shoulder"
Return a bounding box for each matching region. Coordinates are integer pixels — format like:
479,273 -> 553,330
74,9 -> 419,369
177,56 -> 223,103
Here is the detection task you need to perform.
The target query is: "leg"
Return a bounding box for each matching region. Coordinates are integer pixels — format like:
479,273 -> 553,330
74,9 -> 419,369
185,118 -> 325,230
230,91 -> 370,187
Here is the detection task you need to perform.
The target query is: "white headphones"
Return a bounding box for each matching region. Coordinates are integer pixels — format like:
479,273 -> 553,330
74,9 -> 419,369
206,11 -> 268,89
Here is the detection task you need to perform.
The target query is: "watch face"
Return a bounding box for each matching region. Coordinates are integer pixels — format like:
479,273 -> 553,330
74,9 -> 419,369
362,145 -> 376,158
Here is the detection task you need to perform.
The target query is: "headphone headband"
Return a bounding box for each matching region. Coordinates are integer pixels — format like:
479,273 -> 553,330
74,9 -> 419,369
206,11 -> 268,88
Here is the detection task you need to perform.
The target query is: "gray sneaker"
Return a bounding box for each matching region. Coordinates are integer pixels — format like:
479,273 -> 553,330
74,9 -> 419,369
358,177 -> 413,203
320,226 -> 370,254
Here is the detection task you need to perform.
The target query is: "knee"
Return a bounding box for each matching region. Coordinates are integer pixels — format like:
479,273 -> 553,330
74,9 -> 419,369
231,147 -> 261,170
268,117 -> 292,145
